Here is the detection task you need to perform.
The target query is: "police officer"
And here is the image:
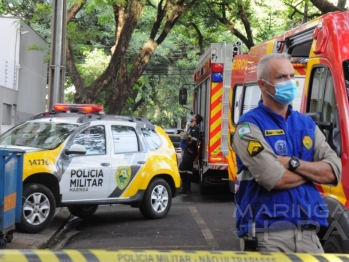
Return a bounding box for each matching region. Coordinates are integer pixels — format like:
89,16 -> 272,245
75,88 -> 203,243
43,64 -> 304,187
178,113 -> 203,194
232,53 -> 341,253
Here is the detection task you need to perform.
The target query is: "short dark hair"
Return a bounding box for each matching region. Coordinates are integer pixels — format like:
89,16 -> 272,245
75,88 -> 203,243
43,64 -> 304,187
195,114 -> 203,124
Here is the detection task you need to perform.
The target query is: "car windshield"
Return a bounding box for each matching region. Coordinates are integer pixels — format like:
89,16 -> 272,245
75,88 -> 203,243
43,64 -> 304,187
0,122 -> 78,150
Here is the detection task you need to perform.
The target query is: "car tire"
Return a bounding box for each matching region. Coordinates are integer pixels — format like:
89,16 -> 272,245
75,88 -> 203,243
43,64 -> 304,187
16,183 -> 56,234
68,205 -> 98,218
139,178 -> 172,219
323,234 -> 345,253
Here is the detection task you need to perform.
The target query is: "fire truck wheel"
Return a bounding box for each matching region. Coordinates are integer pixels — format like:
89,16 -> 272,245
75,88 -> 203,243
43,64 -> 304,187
199,183 -> 210,195
68,205 -> 98,218
17,183 -> 56,234
323,234 -> 344,253
139,178 -> 171,219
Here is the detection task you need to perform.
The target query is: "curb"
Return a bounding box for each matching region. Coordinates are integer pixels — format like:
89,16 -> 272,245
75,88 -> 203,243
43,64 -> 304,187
6,207 -> 72,249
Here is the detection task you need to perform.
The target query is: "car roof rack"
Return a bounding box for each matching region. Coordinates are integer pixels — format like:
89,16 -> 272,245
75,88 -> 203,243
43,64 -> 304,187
78,114 -> 155,128
29,111 -> 89,120
29,111 -> 154,129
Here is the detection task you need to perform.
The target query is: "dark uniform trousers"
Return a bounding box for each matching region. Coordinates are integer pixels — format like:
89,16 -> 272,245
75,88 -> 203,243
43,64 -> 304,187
179,148 -> 198,191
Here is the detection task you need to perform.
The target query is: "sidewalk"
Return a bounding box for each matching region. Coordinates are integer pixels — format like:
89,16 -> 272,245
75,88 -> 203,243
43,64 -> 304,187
6,207 -> 71,249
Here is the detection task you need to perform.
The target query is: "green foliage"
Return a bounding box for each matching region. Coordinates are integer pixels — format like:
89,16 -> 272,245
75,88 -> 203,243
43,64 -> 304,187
76,49 -> 111,85
2,0 -> 339,126
0,2 -> 4,15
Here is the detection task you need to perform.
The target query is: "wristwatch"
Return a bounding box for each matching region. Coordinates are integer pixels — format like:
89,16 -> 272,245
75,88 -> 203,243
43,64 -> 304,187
289,156 -> 300,172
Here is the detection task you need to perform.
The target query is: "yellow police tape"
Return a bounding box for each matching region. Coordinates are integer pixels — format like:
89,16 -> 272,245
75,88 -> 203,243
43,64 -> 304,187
0,249 -> 349,262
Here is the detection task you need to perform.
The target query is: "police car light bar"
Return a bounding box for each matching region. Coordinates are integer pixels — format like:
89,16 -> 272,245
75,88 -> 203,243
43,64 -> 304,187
53,104 -> 104,114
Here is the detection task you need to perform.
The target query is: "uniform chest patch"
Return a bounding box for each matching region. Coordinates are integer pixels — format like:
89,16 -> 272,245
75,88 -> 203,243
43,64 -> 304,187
303,136 -> 313,150
247,141 -> 264,156
265,129 -> 285,136
274,140 -> 288,155
115,166 -> 131,190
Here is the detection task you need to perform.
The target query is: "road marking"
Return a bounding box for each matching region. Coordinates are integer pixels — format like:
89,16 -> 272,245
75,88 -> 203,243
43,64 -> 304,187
189,207 -> 220,249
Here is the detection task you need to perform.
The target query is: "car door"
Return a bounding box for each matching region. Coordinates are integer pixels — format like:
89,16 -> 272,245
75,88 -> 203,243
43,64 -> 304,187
107,124 -> 147,198
59,124 -> 112,202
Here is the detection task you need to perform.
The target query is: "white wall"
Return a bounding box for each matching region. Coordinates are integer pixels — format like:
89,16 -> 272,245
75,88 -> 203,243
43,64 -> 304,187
0,17 -> 20,90
0,17 -> 48,134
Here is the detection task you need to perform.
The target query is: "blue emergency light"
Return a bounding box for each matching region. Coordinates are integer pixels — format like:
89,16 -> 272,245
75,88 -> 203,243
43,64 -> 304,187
212,73 -> 223,82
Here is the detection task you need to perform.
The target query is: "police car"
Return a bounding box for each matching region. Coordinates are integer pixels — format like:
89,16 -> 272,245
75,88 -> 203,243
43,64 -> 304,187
0,104 -> 181,233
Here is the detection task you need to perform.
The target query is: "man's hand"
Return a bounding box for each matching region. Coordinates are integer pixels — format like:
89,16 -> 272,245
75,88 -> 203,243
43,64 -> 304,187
277,155 -> 337,185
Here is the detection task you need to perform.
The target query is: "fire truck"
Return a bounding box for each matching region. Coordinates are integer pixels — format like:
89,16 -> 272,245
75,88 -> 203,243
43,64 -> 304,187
192,42 -> 242,194
229,11 -> 349,253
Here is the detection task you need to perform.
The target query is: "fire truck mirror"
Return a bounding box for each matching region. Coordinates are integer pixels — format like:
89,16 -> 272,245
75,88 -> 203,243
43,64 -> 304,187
179,87 -> 187,105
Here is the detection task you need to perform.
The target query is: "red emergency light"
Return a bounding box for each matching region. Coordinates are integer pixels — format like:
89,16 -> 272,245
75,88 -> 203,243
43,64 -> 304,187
53,104 -> 104,114
212,63 -> 223,73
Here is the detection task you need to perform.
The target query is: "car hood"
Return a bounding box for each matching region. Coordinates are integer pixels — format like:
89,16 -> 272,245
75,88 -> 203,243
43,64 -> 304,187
0,145 -> 45,153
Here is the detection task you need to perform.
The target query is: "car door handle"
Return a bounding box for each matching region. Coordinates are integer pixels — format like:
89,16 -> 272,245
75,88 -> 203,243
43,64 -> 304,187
137,161 -> 146,164
101,163 -> 110,167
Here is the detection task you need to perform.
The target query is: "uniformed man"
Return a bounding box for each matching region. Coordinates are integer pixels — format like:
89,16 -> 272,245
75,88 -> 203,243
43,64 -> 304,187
232,53 -> 341,253
178,113 -> 203,194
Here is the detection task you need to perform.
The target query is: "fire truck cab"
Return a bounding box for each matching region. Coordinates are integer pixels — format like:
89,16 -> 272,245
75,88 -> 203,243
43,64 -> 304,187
231,11 -> 349,253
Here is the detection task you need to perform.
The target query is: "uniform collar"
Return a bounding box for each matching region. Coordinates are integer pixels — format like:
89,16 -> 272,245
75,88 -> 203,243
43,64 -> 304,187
258,100 -> 294,120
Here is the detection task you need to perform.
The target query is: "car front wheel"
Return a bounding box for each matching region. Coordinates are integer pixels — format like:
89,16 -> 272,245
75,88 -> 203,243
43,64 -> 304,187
16,183 -> 56,234
139,178 -> 172,219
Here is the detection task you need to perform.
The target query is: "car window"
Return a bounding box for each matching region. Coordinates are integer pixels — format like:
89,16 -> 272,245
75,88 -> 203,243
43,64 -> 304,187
72,125 -> 106,155
0,122 -> 78,149
111,125 -> 139,153
142,128 -> 162,151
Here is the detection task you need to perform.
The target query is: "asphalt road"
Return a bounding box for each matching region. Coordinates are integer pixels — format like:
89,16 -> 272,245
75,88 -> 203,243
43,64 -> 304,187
49,182 -> 240,251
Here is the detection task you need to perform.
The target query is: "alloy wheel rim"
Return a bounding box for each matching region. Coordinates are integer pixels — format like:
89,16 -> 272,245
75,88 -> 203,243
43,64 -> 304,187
23,192 -> 50,225
151,185 -> 169,213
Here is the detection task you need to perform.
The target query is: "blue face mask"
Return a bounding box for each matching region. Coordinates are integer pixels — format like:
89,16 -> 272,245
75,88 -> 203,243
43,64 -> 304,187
265,79 -> 298,105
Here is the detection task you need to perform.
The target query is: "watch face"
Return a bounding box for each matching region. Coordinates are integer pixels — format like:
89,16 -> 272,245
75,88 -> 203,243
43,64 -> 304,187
290,158 -> 299,168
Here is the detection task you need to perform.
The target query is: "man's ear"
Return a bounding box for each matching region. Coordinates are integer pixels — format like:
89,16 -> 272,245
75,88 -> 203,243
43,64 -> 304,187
258,79 -> 267,92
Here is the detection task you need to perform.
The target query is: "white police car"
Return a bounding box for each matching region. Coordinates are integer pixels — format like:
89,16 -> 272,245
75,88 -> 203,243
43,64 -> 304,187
0,104 -> 181,233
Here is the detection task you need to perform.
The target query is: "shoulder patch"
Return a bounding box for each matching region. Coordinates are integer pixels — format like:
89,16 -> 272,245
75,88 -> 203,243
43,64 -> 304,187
238,124 -> 251,138
247,141 -> 264,156
303,136 -> 313,150
265,129 -> 285,136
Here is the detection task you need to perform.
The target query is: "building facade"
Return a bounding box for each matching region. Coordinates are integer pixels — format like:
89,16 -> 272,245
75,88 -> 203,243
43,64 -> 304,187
0,17 -> 48,134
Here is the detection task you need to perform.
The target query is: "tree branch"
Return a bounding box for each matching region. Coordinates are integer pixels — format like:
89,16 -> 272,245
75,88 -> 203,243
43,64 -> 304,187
67,0 -> 86,23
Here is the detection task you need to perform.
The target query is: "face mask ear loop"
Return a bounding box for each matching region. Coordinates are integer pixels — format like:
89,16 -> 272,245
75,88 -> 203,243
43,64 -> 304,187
263,80 -> 276,99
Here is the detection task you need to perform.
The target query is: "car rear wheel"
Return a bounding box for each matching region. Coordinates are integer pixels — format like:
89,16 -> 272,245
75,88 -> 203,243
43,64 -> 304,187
139,178 -> 172,219
68,205 -> 98,218
16,183 -> 56,234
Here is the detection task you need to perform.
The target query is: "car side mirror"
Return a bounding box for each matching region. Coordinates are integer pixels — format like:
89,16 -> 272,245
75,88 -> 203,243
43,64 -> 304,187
64,144 -> 87,155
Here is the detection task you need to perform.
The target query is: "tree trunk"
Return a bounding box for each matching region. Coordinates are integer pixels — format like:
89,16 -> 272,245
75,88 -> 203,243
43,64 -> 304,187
104,0 -> 193,114
309,0 -> 342,13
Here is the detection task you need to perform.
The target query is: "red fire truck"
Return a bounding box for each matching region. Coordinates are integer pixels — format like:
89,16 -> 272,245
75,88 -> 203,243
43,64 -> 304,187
192,42 -> 242,194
